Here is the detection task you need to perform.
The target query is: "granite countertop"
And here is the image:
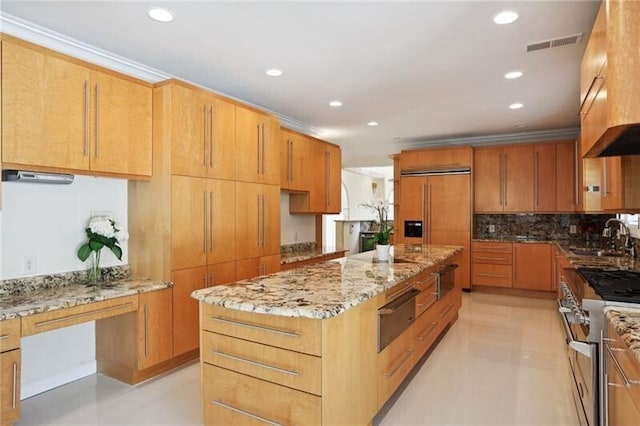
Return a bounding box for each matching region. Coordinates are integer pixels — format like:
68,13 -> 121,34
473,237 -> 558,243
555,242 -> 640,272
604,307 -> 640,364
192,244 -> 462,320
0,269 -> 172,321
281,247 -> 348,265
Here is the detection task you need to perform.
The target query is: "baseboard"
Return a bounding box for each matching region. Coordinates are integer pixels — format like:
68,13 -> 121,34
472,285 -> 556,299
21,361 -> 97,399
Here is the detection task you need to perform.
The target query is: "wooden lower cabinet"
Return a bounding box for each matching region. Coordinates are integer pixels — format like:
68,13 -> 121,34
605,319 -> 640,426
236,254 -> 281,281
96,288 -> 175,383
172,262 -> 236,356
203,364 -> 321,426
513,243 -> 552,291
0,349 -> 20,426
471,241 -> 513,288
377,325 -> 415,408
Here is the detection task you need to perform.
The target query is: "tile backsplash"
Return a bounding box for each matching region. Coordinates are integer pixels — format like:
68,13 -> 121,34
474,214 -> 614,243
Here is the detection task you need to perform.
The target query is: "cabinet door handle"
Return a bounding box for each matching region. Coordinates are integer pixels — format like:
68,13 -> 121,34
422,183 -> 427,244
605,343 -> 640,388
325,151 -> 330,206
289,140 -> 294,182
579,73 -> 606,116
261,194 -> 266,247
256,124 -> 261,174
503,153 -> 508,207
210,272 -> 215,287
602,158 -> 609,198
34,301 -> 135,328
209,191 -> 214,251
203,105 -> 208,167
203,191 -> 207,253
212,349 -> 299,376
94,84 -> 100,158
256,194 -> 261,247
144,304 -> 149,359
211,400 -> 282,426
535,151 -> 539,206
209,316 -> 300,337
261,123 -> 266,175
439,303 -> 454,318
475,256 -> 505,262
203,273 -> 208,288
477,273 -> 507,278
209,105 -> 214,167
417,321 -> 439,342
428,183 -> 432,244
384,348 -> 414,378
84,80 -> 89,157
12,362 -> 17,409
0,334 -> 11,340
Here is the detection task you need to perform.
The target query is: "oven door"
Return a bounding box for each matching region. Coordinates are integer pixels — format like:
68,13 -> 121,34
558,301 -> 598,426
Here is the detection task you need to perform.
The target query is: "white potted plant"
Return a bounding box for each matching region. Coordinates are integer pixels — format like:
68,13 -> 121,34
77,216 -> 128,285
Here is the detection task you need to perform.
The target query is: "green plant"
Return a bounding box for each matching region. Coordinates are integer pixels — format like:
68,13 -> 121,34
360,198 -> 394,250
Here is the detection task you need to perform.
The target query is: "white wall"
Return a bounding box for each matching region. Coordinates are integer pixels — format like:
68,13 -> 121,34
280,193 -> 316,245
342,169 -> 387,220
1,175 -> 128,398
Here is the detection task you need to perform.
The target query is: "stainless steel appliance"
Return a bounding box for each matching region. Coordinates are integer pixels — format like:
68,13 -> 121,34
558,266 -> 640,426
359,232 -> 377,253
404,221 -> 423,238
436,263 -> 457,300
377,287 -> 419,352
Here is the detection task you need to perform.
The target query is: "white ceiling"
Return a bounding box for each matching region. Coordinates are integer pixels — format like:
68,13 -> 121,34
1,1 -> 600,167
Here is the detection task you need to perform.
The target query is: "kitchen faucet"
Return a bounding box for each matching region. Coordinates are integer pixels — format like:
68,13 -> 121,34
603,218 -> 636,257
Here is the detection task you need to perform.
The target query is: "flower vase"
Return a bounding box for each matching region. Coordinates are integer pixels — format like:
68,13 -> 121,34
376,244 -> 390,263
87,250 -> 102,286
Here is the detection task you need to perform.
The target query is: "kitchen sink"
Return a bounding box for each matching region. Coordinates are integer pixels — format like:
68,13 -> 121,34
570,248 -> 626,257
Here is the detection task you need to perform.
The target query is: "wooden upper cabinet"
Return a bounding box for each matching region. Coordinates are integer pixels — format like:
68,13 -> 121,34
513,243 -> 552,291
236,107 -> 280,185
581,0 -> 640,157
474,145 -> 534,212
2,40 -> 91,171
1,38 -> 152,178
326,143 -> 342,213
399,146 -> 473,171
236,182 -> 281,261
601,155 -> 640,211
281,129 -> 309,191
169,85 -> 235,180
171,175 -> 236,271
533,144 -> 556,212
90,70 -> 152,176
556,141 -> 580,212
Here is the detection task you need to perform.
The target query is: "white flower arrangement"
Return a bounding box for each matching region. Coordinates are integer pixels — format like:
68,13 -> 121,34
77,216 -> 128,282
360,197 -> 394,247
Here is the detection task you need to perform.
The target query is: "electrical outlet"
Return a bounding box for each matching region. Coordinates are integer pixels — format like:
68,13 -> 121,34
24,254 -> 37,275
569,225 -> 577,234
488,224 -> 496,233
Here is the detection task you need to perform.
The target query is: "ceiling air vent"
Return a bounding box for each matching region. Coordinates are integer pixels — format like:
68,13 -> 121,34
526,33 -> 584,52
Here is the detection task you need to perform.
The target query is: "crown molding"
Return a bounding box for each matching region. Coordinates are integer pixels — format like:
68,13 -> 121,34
0,12 -> 318,135
400,127 -> 580,149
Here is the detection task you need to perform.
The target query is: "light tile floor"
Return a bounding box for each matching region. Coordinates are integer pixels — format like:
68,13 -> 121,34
18,293 -> 578,425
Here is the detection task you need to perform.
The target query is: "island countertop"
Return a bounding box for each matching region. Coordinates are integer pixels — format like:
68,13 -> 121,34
191,244 -> 462,320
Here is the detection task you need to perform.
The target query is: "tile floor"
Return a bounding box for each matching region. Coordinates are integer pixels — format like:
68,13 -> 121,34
17,292 -> 578,425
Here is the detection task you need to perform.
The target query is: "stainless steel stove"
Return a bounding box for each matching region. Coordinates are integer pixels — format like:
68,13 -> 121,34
558,266 -> 640,426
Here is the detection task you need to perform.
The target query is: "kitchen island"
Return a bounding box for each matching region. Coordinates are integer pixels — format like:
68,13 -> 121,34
191,244 -> 463,425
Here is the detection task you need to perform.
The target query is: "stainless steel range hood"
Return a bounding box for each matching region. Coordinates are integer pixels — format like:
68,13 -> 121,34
2,170 -> 74,184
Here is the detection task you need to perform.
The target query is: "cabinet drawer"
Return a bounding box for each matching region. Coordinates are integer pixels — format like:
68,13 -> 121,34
472,264 -> 513,287
21,295 -> 138,336
436,289 -> 461,326
0,319 -> 21,352
471,241 -> 513,254
377,325 -> 415,408
471,252 -> 513,265
203,364 -> 320,426
413,301 -> 445,361
415,286 -> 438,317
606,322 -> 640,409
202,331 -> 322,396
412,270 -> 438,293
201,304 -> 321,356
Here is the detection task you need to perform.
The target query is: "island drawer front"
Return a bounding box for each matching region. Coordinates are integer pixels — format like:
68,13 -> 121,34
472,264 -> 512,287
203,364 -> 321,426
0,318 -> 21,352
412,270 -> 438,293
202,331 -> 322,396
201,304 -> 322,356
606,321 -> 640,406
21,295 -> 139,336
377,324 -> 415,409
471,252 -> 512,265
413,300 -> 445,360
415,286 -> 438,317
471,242 -> 513,254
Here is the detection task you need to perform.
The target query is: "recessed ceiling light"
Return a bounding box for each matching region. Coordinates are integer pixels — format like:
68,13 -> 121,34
368,121 -> 379,127
147,7 -> 174,23
265,69 -> 283,77
329,101 -> 343,107
509,103 -> 524,110
514,123 -> 525,128
504,71 -> 523,79
493,10 -> 519,25
393,136 -> 401,140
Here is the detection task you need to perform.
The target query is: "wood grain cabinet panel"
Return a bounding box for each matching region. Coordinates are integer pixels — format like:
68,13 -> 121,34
605,320 -> 640,426
473,147 -> 504,212
137,289 -> 173,370
2,38 -> 152,178
513,243 -> 552,291
0,319 -> 20,353
503,145 -> 534,212
235,182 -> 280,264
203,363 -> 321,426
0,349 -> 20,426
601,156 -> 640,211
280,129 -> 309,191
556,141 -> 580,212
534,144 -> 556,212
377,324 -> 415,409
170,85 -> 235,180
236,106 -> 280,185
